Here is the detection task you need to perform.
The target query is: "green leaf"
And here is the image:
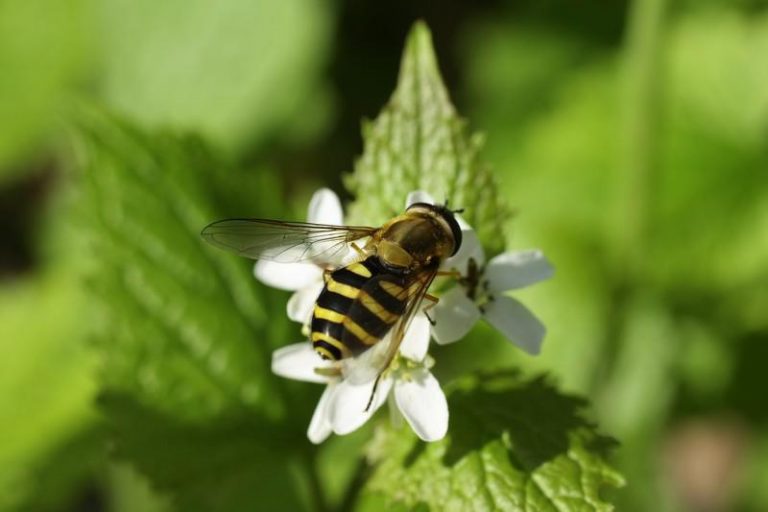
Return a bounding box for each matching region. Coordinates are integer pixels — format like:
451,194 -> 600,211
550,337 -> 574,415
99,0 -> 332,151
362,372 -> 624,511
0,273 -> 97,511
344,22 -> 507,255
0,0 -> 92,182
108,463 -> 172,512
342,25 -> 624,509
100,393 -> 309,512
77,111 -> 289,421
76,112 -> 325,510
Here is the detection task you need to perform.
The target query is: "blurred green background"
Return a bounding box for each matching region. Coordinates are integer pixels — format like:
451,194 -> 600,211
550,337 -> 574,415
2,0 -> 768,511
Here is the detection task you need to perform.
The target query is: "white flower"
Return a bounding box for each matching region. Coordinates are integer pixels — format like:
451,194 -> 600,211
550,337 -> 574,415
265,187 -> 549,443
405,191 -> 554,355
254,188 -> 345,324
271,314 -> 448,443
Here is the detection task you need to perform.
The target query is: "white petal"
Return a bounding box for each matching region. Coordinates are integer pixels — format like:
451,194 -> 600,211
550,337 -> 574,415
431,286 -> 481,344
483,295 -> 546,355
308,188 -> 343,225
337,246 -> 362,266
307,383 -> 336,444
442,228 -> 485,274
485,250 -> 554,292
394,370 -> 448,442
287,282 -> 324,324
254,260 -> 323,291
399,314 -> 431,362
272,343 -> 332,383
454,214 -> 472,230
405,190 -> 436,207
330,377 -> 393,435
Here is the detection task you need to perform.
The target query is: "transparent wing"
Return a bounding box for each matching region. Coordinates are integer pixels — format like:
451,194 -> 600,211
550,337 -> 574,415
201,218 -> 377,264
344,266 -> 438,385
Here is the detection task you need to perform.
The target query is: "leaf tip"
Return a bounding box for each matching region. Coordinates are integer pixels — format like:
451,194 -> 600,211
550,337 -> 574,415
401,20 -> 439,78
407,20 -> 433,46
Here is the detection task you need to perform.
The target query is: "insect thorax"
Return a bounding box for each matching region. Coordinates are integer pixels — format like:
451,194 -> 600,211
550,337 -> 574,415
378,214 -> 455,270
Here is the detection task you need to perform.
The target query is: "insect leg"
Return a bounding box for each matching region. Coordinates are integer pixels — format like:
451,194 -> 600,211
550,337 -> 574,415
364,374 -> 383,412
422,298 -> 438,325
351,242 -> 366,257
436,270 -> 462,279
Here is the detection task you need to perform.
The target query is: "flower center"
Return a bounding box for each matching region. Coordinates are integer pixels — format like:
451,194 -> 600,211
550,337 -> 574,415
385,353 -> 435,382
460,257 -> 492,306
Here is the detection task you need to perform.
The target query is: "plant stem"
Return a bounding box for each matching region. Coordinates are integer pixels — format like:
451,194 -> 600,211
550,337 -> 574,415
616,0 -> 667,279
595,0 -> 668,393
338,457 -> 369,512
303,449 -> 330,512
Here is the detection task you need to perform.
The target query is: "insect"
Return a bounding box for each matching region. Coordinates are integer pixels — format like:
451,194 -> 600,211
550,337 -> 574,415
201,201 -> 463,391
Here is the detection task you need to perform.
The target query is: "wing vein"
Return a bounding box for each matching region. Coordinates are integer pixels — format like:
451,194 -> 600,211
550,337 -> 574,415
201,218 -> 377,264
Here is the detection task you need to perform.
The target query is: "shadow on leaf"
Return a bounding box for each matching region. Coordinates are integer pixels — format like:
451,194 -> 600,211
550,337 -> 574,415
432,369 -> 617,471
98,392 -> 309,512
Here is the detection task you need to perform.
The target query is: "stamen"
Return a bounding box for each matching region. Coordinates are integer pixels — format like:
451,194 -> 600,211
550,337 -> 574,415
388,353 -> 434,381
314,366 -> 342,378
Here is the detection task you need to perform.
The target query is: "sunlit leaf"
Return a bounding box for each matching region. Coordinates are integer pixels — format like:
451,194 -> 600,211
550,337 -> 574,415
0,0 -> 91,182
99,0 -> 332,151
362,372 -> 624,511
76,112 -> 322,510
0,273 -> 97,510
77,111 -> 292,420
345,22 -> 507,255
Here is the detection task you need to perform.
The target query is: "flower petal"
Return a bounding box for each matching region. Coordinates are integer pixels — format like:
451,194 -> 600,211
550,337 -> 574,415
272,343 -> 332,383
431,286 -> 481,344
254,260 -> 323,291
307,383 -> 336,444
405,190 -> 436,207
394,370 -> 448,442
308,188 -> 343,225
454,214 -> 472,230
441,228 -> 485,273
287,282 -> 324,324
483,295 -> 546,355
399,314 -> 431,361
330,377 -> 393,435
485,250 -> 554,292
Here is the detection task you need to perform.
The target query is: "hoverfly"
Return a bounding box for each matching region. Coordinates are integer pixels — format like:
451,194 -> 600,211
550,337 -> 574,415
201,201 -> 463,394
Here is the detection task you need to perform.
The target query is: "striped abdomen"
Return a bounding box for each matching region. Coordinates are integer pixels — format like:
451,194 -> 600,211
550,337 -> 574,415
310,257 -> 415,361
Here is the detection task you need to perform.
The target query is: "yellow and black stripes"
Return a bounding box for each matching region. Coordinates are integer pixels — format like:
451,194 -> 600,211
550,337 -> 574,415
310,257 -> 412,361
310,258 -> 383,360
